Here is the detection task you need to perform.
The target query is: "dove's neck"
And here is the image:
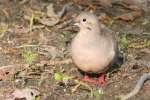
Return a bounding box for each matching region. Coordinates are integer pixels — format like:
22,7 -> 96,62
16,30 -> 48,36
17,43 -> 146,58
77,28 -> 101,41
79,26 -> 101,35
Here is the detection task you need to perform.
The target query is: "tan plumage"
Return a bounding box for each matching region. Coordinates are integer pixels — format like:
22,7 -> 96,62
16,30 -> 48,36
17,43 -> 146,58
71,12 -> 117,73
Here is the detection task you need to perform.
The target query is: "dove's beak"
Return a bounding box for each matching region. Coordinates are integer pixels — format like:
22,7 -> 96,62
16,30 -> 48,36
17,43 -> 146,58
74,23 -> 80,26
74,16 -> 80,26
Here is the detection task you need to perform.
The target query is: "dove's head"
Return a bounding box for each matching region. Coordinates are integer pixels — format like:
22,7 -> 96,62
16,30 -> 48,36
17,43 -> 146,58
75,12 -> 100,32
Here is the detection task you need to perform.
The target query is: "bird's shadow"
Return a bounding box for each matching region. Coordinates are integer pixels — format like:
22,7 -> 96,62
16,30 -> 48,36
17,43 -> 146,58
106,54 -> 125,73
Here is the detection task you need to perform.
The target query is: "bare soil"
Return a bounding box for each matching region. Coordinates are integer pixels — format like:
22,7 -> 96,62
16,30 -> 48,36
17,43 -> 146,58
0,0 -> 150,100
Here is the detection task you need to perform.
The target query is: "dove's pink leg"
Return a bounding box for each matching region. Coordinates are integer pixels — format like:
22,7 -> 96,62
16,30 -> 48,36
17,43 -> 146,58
82,73 -> 105,85
82,74 -> 97,84
98,73 -> 105,85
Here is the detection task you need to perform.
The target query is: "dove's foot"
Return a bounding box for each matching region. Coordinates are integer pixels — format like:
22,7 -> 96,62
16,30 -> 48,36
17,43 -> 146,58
82,73 -> 105,86
98,73 -> 105,85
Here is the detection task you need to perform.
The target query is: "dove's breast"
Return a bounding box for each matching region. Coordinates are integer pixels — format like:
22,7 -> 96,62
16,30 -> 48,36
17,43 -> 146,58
71,32 -> 116,73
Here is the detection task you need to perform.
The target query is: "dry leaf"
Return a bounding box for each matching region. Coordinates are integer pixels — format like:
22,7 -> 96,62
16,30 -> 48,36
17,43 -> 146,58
0,64 -> 28,81
114,11 -> 141,21
39,3 -> 72,26
39,17 -> 59,26
12,88 -> 40,100
73,0 -> 81,4
74,0 -> 112,7
99,13 -> 112,24
38,45 -> 64,59
114,0 -> 150,12
99,0 -> 112,7
0,47 -> 18,54
46,4 -> 58,18
86,4 -> 97,12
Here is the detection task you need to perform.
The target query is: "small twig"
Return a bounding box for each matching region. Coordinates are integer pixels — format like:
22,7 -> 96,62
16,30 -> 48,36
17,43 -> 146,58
29,13 -> 34,32
40,59 -> 72,66
121,73 -> 150,100
73,80 -> 94,97
19,0 -> 30,4
72,82 -> 81,93
15,44 -> 40,48
57,19 -> 73,29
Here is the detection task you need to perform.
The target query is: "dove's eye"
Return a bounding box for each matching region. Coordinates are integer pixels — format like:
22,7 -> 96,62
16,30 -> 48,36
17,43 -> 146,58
83,18 -> 86,22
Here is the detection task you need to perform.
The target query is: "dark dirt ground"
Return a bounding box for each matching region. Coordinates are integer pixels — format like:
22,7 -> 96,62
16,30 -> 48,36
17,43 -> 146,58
0,0 -> 150,100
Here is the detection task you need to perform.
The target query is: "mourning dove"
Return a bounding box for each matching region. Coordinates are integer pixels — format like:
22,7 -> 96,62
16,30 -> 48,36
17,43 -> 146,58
71,12 -> 117,85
